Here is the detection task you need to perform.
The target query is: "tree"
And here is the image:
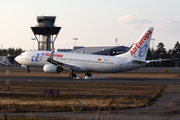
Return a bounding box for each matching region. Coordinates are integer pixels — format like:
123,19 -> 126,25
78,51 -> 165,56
155,42 -> 166,54
0,48 -> 24,56
173,41 -> 180,54
168,49 -> 173,54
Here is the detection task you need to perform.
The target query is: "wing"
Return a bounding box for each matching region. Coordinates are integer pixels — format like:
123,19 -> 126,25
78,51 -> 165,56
5,60 -> 13,66
132,59 -> 171,64
0,60 -> 13,66
47,49 -> 86,72
0,61 -> 8,66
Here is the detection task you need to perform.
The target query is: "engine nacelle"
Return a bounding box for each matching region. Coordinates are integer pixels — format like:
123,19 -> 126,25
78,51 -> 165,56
43,64 -> 63,73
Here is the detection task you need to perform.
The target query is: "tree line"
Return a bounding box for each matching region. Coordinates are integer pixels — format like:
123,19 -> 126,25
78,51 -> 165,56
0,41 -> 180,57
152,41 -> 180,54
0,48 -> 24,56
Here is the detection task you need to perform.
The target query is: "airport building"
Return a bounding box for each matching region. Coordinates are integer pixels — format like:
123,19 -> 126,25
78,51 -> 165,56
57,46 -> 129,56
31,16 -> 61,51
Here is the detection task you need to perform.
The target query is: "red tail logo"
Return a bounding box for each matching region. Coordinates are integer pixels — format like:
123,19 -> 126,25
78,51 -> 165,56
130,30 -> 152,56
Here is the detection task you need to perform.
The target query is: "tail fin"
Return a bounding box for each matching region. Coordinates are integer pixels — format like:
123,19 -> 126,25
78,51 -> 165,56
116,27 -> 154,60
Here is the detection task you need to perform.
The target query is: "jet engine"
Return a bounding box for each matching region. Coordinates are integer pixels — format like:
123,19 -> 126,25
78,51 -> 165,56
43,64 -> 63,73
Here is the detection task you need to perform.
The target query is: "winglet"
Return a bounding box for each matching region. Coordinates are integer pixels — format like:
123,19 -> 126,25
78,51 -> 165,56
49,48 -> 55,60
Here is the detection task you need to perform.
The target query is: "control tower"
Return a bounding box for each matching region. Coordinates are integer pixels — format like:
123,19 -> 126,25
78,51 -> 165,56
31,16 -> 61,50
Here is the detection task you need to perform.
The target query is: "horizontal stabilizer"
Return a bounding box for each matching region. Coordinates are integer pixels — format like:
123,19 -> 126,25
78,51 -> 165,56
132,59 -> 171,64
132,60 -> 147,64
146,59 -> 171,63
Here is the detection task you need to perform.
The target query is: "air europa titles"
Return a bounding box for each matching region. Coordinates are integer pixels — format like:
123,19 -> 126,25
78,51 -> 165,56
31,53 -> 64,62
130,30 -> 152,56
45,53 -> 63,58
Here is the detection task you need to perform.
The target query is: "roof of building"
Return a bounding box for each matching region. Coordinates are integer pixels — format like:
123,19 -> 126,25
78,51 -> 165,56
57,46 -> 129,55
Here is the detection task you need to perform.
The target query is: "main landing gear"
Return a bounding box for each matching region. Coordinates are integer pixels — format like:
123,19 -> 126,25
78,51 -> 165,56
69,71 -> 77,79
85,72 -> 92,77
26,66 -> 30,73
69,71 -> 92,79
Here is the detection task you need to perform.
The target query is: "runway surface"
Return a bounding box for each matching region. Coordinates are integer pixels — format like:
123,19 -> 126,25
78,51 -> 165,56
0,76 -> 180,85
1,67 -> 180,119
1,66 -> 180,72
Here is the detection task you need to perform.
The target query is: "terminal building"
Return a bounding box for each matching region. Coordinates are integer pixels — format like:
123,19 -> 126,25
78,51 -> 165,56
57,46 -> 129,56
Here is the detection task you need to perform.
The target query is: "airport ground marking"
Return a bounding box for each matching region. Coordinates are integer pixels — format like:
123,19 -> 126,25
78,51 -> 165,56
108,100 -> 120,113
136,101 -> 148,113
71,101 -> 83,113
169,101 -> 180,113
135,91 -> 148,113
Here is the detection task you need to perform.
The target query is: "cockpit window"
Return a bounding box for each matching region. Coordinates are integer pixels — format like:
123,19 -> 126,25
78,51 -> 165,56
19,52 -> 26,56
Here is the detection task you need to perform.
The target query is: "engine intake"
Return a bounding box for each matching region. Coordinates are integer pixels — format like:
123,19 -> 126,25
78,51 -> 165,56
43,64 -> 63,73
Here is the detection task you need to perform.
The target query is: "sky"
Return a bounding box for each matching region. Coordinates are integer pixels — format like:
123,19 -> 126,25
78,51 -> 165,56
1,0 -> 180,51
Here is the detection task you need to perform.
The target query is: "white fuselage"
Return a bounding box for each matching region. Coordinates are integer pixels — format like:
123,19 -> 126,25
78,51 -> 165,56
15,50 -> 145,73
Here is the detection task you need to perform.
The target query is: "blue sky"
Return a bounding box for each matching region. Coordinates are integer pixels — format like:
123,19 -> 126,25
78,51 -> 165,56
1,0 -> 180,51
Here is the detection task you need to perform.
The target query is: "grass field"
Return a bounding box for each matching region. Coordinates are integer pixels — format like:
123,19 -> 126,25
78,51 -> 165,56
0,81 -> 165,112
0,69 -> 170,113
0,70 -> 179,79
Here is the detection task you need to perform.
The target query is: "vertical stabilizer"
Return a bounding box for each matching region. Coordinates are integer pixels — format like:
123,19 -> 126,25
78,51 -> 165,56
116,27 -> 154,60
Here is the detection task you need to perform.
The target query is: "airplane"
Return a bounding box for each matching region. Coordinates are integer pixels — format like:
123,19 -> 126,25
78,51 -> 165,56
0,59 -> 13,66
15,27 -> 169,78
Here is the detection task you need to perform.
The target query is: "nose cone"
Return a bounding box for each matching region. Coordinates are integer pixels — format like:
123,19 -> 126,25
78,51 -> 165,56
15,56 -> 21,64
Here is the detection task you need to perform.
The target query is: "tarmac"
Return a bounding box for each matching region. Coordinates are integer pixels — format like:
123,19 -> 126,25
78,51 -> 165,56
0,76 -> 180,84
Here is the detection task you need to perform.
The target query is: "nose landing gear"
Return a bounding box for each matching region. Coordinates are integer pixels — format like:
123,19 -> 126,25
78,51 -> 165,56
26,66 -> 30,73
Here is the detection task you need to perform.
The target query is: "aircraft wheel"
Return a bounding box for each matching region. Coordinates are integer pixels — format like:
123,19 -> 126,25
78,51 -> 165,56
26,66 -> 30,73
70,74 -> 76,79
85,72 -> 92,77
26,69 -> 30,73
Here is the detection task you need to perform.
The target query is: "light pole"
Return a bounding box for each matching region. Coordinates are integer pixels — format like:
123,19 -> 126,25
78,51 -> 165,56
31,38 -> 36,50
151,38 -> 155,67
73,38 -> 78,47
1,41 -> 3,50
